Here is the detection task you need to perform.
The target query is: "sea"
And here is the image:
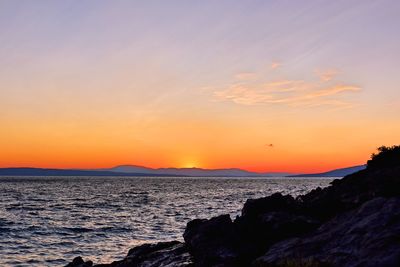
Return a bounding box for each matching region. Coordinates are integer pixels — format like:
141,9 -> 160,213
0,176 -> 334,266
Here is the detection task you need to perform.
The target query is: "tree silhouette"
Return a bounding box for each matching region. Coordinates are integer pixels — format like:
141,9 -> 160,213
367,145 -> 400,169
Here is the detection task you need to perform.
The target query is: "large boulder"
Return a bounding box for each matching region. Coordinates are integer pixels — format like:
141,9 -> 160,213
65,257 -> 93,267
253,197 -> 400,267
241,193 -> 298,218
183,194 -> 320,266
114,241 -> 192,267
183,215 -> 238,266
234,194 -> 319,263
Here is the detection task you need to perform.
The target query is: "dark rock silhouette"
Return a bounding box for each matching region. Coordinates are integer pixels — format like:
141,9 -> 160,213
255,197 -> 400,267
65,256 -> 93,267
65,241 -> 192,267
183,215 -> 238,266
65,145 -> 400,267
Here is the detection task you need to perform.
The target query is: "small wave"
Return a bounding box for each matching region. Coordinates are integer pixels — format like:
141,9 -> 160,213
97,226 -> 131,232
63,227 -> 94,233
26,259 -> 41,263
6,206 -> 45,211
45,258 -> 66,264
51,241 -> 75,247
0,227 -> 10,233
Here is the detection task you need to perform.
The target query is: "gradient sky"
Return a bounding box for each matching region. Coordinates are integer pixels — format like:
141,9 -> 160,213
1,0 -> 399,173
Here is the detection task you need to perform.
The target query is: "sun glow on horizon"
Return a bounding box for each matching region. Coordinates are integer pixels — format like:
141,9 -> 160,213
179,159 -> 201,169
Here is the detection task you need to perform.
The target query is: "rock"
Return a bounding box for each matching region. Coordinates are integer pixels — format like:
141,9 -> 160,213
253,197 -> 400,267
234,210 -> 320,264
241,193 -> 298,218
183,194 -> 320,266
65,256 -> 93,267
126,241 -> 180,258
64,241 -> 192,267
183,215 -> 238,266
298,166 -> 400,220
119,241 -> 192,267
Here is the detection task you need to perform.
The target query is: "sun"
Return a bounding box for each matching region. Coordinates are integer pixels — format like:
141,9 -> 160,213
180,159 -> 200,169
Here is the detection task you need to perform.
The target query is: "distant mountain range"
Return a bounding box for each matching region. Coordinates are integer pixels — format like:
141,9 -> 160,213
0,164 -> 365,177
0,167 -> 178,177
291,165 -> 366,177
100,165 -> 292,177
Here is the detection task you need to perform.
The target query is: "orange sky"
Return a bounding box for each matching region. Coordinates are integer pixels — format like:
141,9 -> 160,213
2,109 -> 398,173
1,1 -> 400,173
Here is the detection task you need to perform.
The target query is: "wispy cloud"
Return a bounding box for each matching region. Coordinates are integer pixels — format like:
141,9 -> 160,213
235,72 -> 257,81
270,62 -> 281,70
213,69 -> 361,108
315,69 -> 339,82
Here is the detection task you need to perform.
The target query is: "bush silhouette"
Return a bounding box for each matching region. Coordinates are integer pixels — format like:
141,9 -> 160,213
367,145 -> 400,169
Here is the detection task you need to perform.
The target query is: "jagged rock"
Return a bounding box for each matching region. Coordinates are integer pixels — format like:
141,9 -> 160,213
234,210 -> 320,262
253,197 -> 400,267
183,215 -> 239,266
236,199 -> 319,262
241,193 -> 298,218
65,241 -> 192,267
183,195 -> 320,266
118,241 -> 192,267
299,166 -> 400,220
65,256 -> 93,267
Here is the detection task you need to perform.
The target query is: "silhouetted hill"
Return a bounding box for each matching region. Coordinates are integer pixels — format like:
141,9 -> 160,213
0,166 -> 293,177
1,165 -> 367,178
0,168 -> 179,177
292,165 -> 366,177
103,165 -> 293,177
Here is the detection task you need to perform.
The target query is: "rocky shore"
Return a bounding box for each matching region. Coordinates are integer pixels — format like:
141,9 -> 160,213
66,146 -> 400,267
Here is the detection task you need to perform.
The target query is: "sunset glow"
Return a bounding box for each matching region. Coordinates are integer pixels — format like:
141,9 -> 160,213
1,1 -> 400,173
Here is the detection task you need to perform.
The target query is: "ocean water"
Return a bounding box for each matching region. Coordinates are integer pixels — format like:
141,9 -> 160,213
0,176 -> 334,266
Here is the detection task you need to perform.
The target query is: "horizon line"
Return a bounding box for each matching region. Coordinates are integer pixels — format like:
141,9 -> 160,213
0,163 -> 366,175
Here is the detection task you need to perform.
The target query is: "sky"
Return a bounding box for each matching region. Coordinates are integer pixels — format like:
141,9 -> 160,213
1,0 -> 399,173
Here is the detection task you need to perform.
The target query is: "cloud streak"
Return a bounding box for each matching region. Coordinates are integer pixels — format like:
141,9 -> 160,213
235,72 -> 257,81
213,70 -> 361,108
270,62 -> 281,70
315,69 -> 339,82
